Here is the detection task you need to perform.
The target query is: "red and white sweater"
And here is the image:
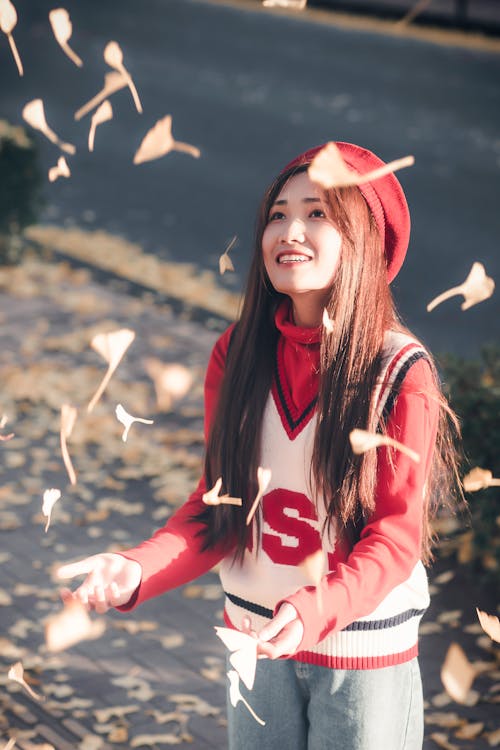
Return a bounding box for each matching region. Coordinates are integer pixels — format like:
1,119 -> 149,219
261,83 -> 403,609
120,301 -> 439,670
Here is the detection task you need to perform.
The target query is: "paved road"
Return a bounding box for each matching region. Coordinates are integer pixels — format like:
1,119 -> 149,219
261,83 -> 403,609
2,0 -> 499,356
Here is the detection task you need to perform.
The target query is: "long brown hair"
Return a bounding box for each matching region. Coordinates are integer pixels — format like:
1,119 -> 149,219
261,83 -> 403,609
196,165 -> 462,563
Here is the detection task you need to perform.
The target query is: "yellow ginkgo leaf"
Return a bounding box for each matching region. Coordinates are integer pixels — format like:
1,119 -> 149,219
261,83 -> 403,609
440,642 -> 477,704
7,661 -> 44,702
42,488 -> 61,532
349,428 -> 420,464
49,8 -> 83,67
427,262 -> 495,313
87,328 -> 135,412
202,478 -> 242,506
115,403 -> 153,442
103,40 -> 142,114
45,599 -> 105,652
75,71 -> 127,121
48,155 -> 70,183
322,308 -> 334,333
219,236 -> 237,275
462,467 -> 500,492
144,359 -> 193,412
60,403 -> 77,485
88,100 -> 113,152
227,670 -> 265,725
246,466 -> 272,526
309,141 -> 414,190
476,608 -> 500,644
22,99 -> 75,154
133,115 -> 201,165
0,0 -> 23,75
262,0 -> 307,7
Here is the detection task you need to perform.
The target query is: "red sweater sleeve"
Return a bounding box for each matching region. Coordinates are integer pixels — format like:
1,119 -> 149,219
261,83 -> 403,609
281,357 -> 439,651
117,324 -> 236,610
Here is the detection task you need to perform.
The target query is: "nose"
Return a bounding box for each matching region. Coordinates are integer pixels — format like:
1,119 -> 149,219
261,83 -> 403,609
280,218 -> 305,244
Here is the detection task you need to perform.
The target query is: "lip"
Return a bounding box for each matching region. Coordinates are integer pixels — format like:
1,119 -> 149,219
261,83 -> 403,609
276,249 -> 313,264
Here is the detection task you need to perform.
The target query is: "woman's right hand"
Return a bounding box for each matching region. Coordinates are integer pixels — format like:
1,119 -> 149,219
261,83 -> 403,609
56,553 -> 142,614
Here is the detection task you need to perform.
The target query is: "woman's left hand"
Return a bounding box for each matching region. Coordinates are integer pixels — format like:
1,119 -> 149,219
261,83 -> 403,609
255,603 -> 304,659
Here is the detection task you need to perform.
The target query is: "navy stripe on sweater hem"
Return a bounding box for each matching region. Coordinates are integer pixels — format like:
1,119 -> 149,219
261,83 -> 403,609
225,592 -> 427,631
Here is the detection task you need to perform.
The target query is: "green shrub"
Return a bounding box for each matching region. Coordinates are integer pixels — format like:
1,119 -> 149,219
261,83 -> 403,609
0,119 -> 43,264
437,344 -> 500,580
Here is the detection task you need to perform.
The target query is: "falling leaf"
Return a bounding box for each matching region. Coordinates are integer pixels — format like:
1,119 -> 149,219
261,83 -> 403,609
476,608 -> 500,644
45,599 -> 105,652
463,467 -> 500,492
0,0 -> 23,75
0,414 -> 14,441
308,141 -> 414,189
49,8 -> 82,67
42,488 -> 61,532
115,403 -> 153,442
7,661 -> 44,702
202,478 -> 242,506
1,740 -> 16,750
88,100 -> 112,152
349,428 -> 420,463
396,0 -> 433,26
322,308 -> 334,333
60,404 -> 77,485
215,627 -> 258,690
22,99 -> 76,154
219,236 -> 237,275
103,41 -> 142,114
440,642 -> 477,704
300,549 -> 325,614
262,0 -> 307,7
144,359 -> 192,411
87,328 -> 135,412
75,71 -> 127,121
246,466 -> 272,526
427,262 -> 495,312
133,115 -> 201,165
48,156 -> 70,183
227,670 -> 265,726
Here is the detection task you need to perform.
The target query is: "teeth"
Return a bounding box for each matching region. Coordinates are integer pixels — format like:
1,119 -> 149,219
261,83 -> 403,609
278,255 -> 310,263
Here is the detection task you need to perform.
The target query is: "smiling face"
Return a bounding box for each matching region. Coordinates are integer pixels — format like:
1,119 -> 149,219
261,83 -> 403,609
262,171 -> 342,327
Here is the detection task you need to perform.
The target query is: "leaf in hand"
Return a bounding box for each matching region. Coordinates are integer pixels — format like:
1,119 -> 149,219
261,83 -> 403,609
462,467 -> 500,492
42,488 -> 61,532
440,642 -> 477,704
48,156 -> 70,183
427,262 -> 495,312
133,115 -> 201,165
103,41 -> 142,113
22,99 -> 76,154
215,626 -> 258,690
476,608 -> 500,643
45,598 -> 106,652
349,428 -> 420,464
309,141 -> 414,189
49,8 -> 83,67
88,100 -> 112,152
115,403 -> 153,442
246,466 -> 272,526
227,670 -> 265,725
87,328 -> 135,412
219,236 -> 237,275
60,403 -> 78,485
7,661 -> 44,702
203,478 -> 242,506
0,0 -> 23,75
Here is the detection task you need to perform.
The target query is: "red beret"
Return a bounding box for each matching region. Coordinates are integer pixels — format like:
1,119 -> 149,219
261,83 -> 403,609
281,142 -> 411,282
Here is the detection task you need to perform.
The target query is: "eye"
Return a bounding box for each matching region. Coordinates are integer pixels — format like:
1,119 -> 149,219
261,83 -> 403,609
268,210 -> 285,222
309,208 -> 326,219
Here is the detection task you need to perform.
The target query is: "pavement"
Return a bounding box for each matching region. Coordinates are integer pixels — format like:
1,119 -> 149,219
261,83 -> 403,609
0,245 -> 498,749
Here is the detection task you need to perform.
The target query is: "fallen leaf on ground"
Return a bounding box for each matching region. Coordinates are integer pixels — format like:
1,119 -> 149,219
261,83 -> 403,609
104,41 -> 142,114
246,466 -> 272,525
202,477 -> 242,506
42,488 -> 61,532
88,328 -> 135,412
0,0 -> 23,75
144,359 -> 192,411
308,141 -> 414,189
227,670 -> 265,726
88,100 -> 112,152
22,99 -> 75,154
168,693 -> 220,717
429,733 -> 459,750
130,734 -> 182,747
263,0 -> 306,7
440,642 -> 477,704
134,115 -> 200,164
219,236 -> 237,275
476,608 -> 500,643
215,627 -> 258,690
7,661 -> 44,702
49,8 -> 82,67
45,599 -> 106,652
454,722 -> 484,740
93,706 -> 138,724
463,467 -> 500,492
78,736 -> 103,750
349,428 -> 420,463
115,403 -> 154,442
60,404 -> 77,485
48,156 -> 71,183
427,262 -> 495,312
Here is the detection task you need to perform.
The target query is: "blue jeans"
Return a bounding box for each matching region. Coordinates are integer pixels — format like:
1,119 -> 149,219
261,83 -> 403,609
227,657 -> 423,750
